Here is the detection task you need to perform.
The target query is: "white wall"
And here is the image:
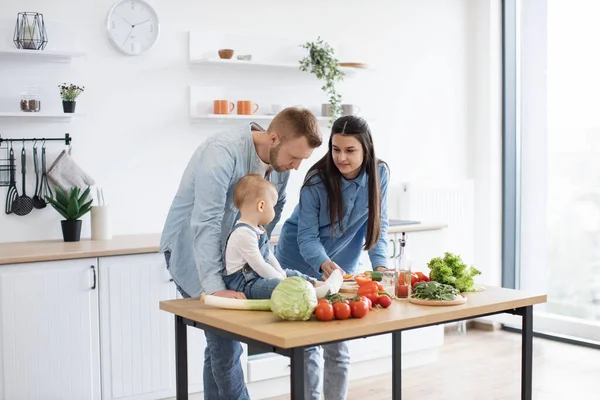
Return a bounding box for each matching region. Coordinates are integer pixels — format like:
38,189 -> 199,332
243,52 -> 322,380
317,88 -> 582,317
0,0 -> 501,283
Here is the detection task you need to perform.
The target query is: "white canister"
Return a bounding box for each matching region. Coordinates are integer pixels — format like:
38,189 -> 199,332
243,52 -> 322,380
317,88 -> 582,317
91,205 -> 112,240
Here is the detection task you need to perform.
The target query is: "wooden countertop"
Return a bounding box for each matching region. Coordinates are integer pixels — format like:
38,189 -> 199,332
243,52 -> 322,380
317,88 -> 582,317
159,286 -> 547,348
0,222 -> 446,266
0,233 -> 162,265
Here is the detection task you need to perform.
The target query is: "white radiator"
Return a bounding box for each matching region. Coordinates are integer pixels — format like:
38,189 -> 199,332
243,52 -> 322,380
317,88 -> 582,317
390,180 -> 475,265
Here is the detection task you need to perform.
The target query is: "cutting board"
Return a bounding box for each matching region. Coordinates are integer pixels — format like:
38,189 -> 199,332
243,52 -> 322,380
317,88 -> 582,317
408,294 -> 467,306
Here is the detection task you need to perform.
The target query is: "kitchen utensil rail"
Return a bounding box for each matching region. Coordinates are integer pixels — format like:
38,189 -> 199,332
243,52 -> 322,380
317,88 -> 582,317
0,133 -> 72,146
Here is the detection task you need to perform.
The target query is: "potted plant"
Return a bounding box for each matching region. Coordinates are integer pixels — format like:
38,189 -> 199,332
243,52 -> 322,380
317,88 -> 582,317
58,83 -> 85,113
46,185 -> 93,242
299,37 -> 345,124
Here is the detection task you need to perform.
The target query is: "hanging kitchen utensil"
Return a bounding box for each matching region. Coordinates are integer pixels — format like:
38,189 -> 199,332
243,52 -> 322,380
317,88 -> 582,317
13,144 -> 33,216
4,145 -> 18,214
39,141 -> 52,201
31,142 -> 46,209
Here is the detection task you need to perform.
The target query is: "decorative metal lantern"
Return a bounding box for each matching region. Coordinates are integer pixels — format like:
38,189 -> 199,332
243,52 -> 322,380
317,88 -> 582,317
13,12 -> 48,50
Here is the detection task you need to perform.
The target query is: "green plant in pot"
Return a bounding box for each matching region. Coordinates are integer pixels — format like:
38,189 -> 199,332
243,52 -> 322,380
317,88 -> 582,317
299,37 -> 345,125
46,185 -> 93,242
58,83 -> 85,113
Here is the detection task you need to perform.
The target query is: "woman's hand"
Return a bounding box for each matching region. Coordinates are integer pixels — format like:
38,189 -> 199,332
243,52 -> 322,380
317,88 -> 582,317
320,260 -> 345,279
374,266 -> 394,272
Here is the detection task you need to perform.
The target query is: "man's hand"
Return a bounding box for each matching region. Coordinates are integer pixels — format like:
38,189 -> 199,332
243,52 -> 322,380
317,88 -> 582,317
212,290 -> 247,299
320,260 -> 345,279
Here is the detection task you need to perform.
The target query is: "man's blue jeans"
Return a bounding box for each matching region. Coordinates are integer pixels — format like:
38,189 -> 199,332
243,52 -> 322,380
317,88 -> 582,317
165,252 -> 249,400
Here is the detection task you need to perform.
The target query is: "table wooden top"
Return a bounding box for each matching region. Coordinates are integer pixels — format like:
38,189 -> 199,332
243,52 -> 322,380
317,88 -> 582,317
159,286 -> 547,348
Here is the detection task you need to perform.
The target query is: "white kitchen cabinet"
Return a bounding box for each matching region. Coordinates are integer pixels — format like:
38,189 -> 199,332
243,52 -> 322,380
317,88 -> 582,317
98,253 -> 205,400
0,258 -> 101,400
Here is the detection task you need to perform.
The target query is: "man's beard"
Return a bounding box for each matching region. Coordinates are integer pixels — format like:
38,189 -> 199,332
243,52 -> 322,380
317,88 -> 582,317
269,145 -> 285,172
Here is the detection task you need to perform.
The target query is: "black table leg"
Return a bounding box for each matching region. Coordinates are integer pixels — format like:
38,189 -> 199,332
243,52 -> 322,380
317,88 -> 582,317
175,316 -> 189,400
392,331 -> 402,400
521,306 -> 533,400
290,347 -> 305,400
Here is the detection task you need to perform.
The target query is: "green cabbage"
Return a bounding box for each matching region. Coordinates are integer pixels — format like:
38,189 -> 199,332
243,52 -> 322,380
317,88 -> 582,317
270,277 -> 317,321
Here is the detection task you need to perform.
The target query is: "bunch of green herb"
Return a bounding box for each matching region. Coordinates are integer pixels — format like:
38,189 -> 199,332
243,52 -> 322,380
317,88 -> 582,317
427,252 -> 481,292
411,281 -> 460,301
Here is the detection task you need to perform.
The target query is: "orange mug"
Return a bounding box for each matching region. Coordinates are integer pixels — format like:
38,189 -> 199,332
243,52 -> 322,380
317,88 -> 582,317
237,100 -> 259,115
214,100 -> 235,115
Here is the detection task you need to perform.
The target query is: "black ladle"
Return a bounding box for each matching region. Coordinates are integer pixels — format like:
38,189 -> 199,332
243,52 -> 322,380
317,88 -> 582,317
32,144 -> 46,209
13,145 -> 33,216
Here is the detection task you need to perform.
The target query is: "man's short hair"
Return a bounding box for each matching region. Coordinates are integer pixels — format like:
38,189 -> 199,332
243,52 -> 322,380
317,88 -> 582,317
268,107 -> 322,148
233,174 -> 277,209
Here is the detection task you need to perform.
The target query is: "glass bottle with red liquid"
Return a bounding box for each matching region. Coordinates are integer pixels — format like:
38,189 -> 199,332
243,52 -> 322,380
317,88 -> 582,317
395,232 -> 413,299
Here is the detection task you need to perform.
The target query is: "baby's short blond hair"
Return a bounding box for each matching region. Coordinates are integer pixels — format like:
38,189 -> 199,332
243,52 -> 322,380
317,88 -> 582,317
233,174 -> 277,209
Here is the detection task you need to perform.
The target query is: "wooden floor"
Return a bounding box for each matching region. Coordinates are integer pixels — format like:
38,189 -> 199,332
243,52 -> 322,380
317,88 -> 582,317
267,328 -> 599,400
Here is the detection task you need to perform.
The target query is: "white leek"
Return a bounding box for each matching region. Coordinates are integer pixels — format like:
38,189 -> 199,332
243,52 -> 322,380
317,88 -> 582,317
200,293 -> 271,311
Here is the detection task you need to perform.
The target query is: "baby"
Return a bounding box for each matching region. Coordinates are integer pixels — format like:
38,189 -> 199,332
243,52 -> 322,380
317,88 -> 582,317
223,174 -> 343,300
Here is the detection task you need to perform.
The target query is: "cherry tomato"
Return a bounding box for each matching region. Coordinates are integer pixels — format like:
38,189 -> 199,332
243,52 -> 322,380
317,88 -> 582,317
333,301 -> 351,320
350,297 -> 369,318
377,295 -> 392,308
315,302 -> 334,321
360,295 -> 373,309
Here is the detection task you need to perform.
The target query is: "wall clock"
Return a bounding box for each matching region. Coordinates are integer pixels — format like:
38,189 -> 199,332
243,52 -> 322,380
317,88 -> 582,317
106,0 -> 160,55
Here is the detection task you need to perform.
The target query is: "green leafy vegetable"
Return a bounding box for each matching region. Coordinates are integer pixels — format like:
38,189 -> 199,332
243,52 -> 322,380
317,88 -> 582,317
270,277 -> 318,321
427,252 -> 481,292
411,281 -> 460,301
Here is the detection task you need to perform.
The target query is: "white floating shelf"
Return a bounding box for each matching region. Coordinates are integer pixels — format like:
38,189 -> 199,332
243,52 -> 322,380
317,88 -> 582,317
0,49 -> 85,62
0,112 -> 77,119
191,114 -> 332,122
190,58 -> 365,75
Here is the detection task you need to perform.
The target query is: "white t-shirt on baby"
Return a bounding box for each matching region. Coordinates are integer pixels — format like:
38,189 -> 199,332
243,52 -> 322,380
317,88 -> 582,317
224,223 -> 286,279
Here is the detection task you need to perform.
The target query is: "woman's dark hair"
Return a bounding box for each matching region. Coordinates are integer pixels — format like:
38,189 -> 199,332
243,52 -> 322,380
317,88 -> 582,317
302,116 -> 387,250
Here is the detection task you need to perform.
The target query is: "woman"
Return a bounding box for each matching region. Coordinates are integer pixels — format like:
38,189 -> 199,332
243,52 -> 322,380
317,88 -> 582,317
275,115 -> 389,400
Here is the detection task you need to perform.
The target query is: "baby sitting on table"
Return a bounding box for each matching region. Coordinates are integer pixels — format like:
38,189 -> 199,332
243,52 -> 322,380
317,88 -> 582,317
222,174 -> 343,299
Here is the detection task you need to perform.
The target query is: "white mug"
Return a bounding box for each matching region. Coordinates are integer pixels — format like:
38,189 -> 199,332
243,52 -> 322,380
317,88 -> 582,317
271,104 -> 286,114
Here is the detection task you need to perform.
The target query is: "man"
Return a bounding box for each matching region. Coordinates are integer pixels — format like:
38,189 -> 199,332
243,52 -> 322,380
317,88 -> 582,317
160,107 -> 322,400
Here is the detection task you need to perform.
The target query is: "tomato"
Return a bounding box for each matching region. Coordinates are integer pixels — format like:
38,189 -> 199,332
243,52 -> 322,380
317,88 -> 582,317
416,271 -> 430,282
397,284 -> 409,297
354,274 -> 372,286
333,301 -> 351,320
315,302 -> 334,321
349,297 -> 369,318
411,273 -> 420,286
357,282 -> 380,304
377,295 -> 392,308
360,295 -> 373,309
318,298 -> 330,305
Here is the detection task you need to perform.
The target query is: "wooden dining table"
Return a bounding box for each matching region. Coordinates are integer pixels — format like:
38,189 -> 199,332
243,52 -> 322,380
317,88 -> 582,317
159,286 -> 546,400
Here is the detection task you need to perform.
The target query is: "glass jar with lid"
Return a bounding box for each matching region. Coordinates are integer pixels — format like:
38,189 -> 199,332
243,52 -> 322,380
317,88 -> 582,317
20,84 -> 41,112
